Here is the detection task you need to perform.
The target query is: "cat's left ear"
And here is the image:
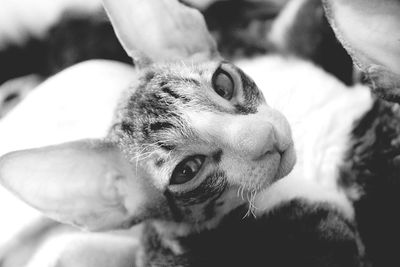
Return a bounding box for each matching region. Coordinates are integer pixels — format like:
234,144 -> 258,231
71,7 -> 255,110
102,0 -> 220,66
0,139 -> 163,231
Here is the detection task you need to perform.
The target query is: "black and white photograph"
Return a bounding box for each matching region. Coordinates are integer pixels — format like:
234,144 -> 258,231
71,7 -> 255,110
0,0 -> 399,266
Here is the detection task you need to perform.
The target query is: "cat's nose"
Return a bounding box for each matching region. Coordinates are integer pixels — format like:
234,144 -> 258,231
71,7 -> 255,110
235,120 -> 279,160
224,105 -> 293,160
251,124 -> 278,161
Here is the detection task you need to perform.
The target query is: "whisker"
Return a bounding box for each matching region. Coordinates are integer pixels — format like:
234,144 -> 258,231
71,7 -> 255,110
240,186 -> 245,201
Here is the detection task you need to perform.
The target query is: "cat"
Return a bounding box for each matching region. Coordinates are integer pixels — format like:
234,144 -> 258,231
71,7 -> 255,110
0,0 -> 399,266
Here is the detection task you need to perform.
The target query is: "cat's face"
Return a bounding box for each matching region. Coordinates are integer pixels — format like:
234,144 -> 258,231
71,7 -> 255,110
110,60 -> 296,228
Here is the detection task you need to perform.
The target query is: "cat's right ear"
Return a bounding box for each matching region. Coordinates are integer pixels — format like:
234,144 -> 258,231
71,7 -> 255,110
0,139 -> 164,231
102,0 -> 220,67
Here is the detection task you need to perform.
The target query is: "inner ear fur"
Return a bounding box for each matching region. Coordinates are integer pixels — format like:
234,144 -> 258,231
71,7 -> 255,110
0,139 -> 162,231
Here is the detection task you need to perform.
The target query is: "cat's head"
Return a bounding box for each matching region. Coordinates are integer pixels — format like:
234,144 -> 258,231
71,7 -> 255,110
109,58 -> 295,229
0,0 -> 295,232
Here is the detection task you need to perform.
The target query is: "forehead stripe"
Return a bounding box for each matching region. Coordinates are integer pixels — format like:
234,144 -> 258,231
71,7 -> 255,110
236,67 -> 261,103
149,121 -> 175,132
182,78 -> 201,87
161,86 -> 190,103
157,141 -> 176,151
120,121 -> 135,136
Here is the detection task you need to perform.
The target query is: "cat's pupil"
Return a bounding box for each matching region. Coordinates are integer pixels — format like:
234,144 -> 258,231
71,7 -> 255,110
216,86 -> 228,98
181,165 -> 193,175
170,155 -> 206,185
183,159 -> 200,174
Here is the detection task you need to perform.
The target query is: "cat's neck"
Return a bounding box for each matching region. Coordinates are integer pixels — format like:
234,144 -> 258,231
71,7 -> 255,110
146,204 -> 248,244
139,205 -> 254,266
138,201 -> 342,267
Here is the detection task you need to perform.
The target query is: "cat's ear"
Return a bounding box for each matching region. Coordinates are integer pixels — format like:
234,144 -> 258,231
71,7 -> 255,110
323,0 -> 400,100
102,0 -> 220,67
0,139 -> 163,231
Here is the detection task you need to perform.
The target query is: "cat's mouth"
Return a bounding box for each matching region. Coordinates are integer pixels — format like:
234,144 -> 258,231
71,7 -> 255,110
274,142 -> 296,181
254,141 -> 296,191
222,139 -> 296,193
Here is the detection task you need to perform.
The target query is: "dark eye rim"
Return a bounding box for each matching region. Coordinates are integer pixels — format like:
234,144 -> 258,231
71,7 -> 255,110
211,64 -> 235,100
170,154 -> 206,185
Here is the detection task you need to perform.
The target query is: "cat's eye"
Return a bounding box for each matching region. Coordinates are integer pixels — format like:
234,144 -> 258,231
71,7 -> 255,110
170,155 -> 206,185
212,66 -> 235,100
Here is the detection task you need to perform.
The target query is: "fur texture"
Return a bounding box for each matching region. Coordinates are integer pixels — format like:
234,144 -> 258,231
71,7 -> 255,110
1,1 -> 398,267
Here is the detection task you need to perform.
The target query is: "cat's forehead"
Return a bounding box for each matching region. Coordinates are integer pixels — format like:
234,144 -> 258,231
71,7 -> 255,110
133,60 -> 263,112
110,62 -> 216,148
137,61 -> 220,103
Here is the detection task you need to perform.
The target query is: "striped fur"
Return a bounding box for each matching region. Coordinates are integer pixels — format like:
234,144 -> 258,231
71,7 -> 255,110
1,1 -> 395,266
